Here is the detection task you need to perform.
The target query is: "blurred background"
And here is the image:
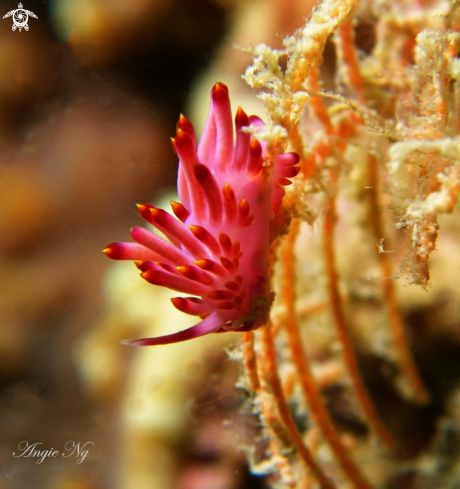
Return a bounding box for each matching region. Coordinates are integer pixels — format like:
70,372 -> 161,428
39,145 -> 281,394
0,0 -> 318,488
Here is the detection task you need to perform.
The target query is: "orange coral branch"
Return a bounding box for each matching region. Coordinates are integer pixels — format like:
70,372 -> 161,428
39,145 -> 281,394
335,13 -> 429,404
257,378 -> 296,455
323,196 -> 396,448
307,64 -> 334,134
367,155 -> 430,405
241,331 -> 260,392
282,219 -> 373,489
259,326 -> 336,489
337,16 -> 365,103
304,32 -> 395,444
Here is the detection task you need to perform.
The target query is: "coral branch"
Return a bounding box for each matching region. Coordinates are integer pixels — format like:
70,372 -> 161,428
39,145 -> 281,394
282,220 -> 372,489
323,196 -> 396,448
241,332 -> 260,392
243,0 -> 358,160
368,154 -> 430,405
336,16 -> 365,103
259,326 -> 336,489
306,62 -> 333,134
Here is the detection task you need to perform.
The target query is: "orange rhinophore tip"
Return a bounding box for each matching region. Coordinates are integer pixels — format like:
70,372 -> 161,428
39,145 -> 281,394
149,206 -> 161,217
175,128 -> 186,139
136,203 -> 152,221
194,259 -> 225,277
189,224 -> 206,240
171,297 -> 208,316
194,259 -> 210,270
102,246 -> 113,258
238,199 -> 250,219
212,82 -> 229,101
214,81 -> 228,92
177,114 -> 194,135
222,183 -> 234,198
102,242 -> 127,260
250,138 -> 262,157
235,106 -> 249,128
171,297 -> 204,316
170,201 -> 190,223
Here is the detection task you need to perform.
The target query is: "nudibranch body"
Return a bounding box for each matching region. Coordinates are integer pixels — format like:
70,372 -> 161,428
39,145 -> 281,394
104,83 -> 300,346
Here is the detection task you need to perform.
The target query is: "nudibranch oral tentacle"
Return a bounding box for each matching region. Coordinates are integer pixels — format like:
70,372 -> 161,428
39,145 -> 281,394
104,82 -> 300,346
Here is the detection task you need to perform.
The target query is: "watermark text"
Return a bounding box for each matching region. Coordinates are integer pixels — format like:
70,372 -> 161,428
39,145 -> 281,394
13,441 -> 94,464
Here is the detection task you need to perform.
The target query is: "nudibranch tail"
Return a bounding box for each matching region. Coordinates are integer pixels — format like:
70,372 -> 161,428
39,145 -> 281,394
104,82 -> 300,346
121,313 -> 224,347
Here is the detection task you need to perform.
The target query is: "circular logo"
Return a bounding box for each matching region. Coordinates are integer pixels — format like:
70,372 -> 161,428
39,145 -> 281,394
13,9 -> 28,28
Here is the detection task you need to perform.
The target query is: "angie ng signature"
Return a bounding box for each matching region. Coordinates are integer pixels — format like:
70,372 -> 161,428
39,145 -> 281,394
13,441 -> 94,464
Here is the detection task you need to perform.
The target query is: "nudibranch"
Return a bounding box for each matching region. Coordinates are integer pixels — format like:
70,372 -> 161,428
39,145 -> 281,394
104,82 -> 300,346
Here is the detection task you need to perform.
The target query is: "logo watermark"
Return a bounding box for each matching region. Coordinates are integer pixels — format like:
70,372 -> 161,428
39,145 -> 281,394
13,441 -> 94,464
3,3 -> 37,32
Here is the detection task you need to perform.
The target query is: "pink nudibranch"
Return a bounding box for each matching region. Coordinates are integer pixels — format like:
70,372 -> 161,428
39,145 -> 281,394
104,82 -> 300,346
